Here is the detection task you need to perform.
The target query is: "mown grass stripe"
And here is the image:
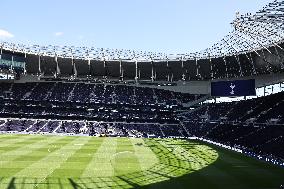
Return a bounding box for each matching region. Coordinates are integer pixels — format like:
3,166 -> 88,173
129,138 -> 158,173
0,138 -> 74,182
0,136 -> 49,155
0,135 -> 65,167
0,134 -> 21,140
0,136 -> 282,189
0,136 -> 76,189
13,136 -> 90,187
113,138 -> 141,176
0,134 -> 41,148
126,138 -> 178,186
48,137 -> 104,178
81,137 -> 117,178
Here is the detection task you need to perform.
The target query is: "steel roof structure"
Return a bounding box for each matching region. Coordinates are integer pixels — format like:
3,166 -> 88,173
1,0 -> 284,61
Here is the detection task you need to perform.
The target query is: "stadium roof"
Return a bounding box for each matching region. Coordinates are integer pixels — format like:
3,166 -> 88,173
1,0 -> 284,61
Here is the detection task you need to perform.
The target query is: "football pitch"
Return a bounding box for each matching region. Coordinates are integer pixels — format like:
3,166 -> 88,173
0,134 -> 283,189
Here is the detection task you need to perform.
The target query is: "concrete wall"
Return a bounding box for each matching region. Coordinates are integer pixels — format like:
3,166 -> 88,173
12,72 -> 284,95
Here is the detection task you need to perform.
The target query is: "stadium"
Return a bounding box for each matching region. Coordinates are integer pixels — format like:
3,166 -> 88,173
0,0 -> 284,189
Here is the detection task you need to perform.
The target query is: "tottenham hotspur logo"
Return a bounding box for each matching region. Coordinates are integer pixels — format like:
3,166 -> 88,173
230,83 -> 236,95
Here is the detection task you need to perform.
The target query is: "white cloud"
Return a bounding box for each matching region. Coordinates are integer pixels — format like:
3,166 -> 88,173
0,29 -> 14,39
54,32 -> 64,37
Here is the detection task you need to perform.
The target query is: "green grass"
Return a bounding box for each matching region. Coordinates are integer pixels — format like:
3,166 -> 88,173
0,134 -> 283,189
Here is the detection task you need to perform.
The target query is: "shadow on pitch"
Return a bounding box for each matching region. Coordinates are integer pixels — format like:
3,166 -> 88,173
0,138 -> 221,189
1,139 -> 284,189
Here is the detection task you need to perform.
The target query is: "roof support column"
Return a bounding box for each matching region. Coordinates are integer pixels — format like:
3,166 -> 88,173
167,58 -> 170,82
208,53 -> 213,79
11,55 -> 14,72
71,49 -> 77,78
88,59 -> 91,78
151,60 -> 154,82
24,51 -> 27,75
38,54 -> 41,75
86,49 -> 91,78
55,54 -> 60,78
119,59 -> 123,81
135,60 -> 138,83
181,57 -> 186,82
195,57 -> 199,79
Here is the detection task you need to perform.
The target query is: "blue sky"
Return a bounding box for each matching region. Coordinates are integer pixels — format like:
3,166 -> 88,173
0,0 -> 271,54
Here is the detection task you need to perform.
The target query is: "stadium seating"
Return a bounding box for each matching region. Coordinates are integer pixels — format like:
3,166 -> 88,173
0,82 -> 203,123
0,81 -> 283,166
184,121 -> 284,162
185,91 -> 284,124
182,91 -> 284,162
0,118 -> 187,138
